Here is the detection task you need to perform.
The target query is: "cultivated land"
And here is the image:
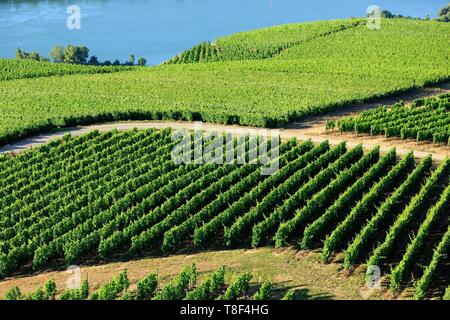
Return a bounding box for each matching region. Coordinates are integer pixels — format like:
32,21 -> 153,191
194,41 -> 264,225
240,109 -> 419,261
0,19 -> 449,146
330,94 -> 450,144
3,263 -> 270,301
0,17 -> 449,300
0,248 -> 387,300
0,59 -> 132,81
1,86 -> 449,160
0,132 -> 448,299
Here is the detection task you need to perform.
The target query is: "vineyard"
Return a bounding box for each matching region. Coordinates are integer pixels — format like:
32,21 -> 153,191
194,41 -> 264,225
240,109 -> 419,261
3,264 -> 279,300
0,59 -> 131,81
166,19 -> 362,64
0,129 -> 448,299
328,93 -> 450,144
0,19 -> 449,146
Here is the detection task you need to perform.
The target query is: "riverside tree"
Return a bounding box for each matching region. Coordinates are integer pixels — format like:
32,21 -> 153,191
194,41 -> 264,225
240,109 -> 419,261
64,45 -> 90,64
137,57 -> 147,66
49,45 -> 65,63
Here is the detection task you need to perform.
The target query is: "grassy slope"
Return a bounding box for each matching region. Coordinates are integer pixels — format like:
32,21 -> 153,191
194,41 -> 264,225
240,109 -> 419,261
0,19 -> 448,145
0,248 -> 387,300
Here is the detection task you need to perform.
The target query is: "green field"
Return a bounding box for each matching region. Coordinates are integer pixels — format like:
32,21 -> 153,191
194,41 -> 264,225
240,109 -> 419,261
0,129 -> 448,299
0,19 -> 449,146
328,93 -> 450,144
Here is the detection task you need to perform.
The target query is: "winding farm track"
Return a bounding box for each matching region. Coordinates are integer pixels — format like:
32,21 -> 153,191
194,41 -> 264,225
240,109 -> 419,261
1,83 -> 449,161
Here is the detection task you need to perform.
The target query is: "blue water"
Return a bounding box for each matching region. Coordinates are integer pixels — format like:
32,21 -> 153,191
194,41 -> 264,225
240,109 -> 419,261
0,0 -> 447,64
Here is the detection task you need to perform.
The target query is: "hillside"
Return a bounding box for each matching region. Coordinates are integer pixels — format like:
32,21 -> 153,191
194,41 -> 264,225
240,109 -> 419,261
0,17 -> 449,302
0,19 -> 449,146
0,130 -> 448,299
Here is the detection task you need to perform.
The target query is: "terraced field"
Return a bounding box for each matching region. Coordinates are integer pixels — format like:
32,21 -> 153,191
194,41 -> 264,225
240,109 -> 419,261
0,129 -> 448,299
0,19 -> 449,146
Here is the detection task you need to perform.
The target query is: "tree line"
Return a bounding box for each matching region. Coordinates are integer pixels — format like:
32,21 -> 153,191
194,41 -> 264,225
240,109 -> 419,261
16,45 -> 147,66
381,3 -> 450,22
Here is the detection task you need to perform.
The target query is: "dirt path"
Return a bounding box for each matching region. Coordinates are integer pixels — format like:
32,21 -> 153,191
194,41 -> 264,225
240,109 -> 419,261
1,83 -> 449,161
1,120 -> 448,161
